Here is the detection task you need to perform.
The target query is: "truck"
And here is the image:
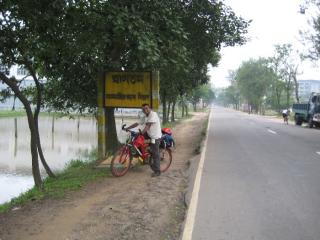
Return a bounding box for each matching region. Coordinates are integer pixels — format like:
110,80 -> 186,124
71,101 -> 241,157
292,92 -> 320,128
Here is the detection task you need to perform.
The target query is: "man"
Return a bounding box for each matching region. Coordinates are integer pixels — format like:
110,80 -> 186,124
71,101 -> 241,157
124,103 -> 162,177
282,108 -> 290,124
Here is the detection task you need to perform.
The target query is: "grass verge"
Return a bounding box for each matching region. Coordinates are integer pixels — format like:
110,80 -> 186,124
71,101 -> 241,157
39,111 -> 95,119
162,113 -> 194,129
0,110 -> 26,118
0,110 -> 95,119
194,113 -> 209,155
0,150 -> 110,213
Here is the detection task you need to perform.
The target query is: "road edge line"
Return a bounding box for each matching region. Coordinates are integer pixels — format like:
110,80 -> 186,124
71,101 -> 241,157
181,108 -> 212,240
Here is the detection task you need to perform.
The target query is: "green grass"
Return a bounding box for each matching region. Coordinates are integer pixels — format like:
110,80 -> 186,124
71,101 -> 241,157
194,115 -> 209,155
264,109 -> 279,116
0,109 -> 95,119
162,112 -> 194,129
0,110 -> 26,118
39,111 -> 95,119
0,150 -> 110,213
193,107 -> 210,113
161,107 -> 209,132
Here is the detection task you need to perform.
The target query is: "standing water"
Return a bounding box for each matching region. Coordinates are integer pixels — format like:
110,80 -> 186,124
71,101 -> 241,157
0,115 -> 98,204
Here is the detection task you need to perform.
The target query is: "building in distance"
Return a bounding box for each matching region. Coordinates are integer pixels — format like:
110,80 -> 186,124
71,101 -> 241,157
298,80 -> 320,102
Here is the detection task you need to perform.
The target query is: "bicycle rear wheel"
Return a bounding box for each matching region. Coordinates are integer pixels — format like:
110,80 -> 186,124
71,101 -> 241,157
159,148 -> 172,173
110,146 -> 132,177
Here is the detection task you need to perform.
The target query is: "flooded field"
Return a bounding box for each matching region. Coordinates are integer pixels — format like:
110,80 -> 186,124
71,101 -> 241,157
0,115 -> 137,204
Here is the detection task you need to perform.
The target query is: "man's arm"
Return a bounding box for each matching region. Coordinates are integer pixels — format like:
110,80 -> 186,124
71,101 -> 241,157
141,122 -> 152,135
124,122 -> 139,131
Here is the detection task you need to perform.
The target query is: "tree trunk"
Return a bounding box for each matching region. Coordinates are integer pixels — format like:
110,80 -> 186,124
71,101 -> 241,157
105,107 -> 119,154
52,116 -> 55,133
12,95 -> 16,111
31,70 -> 55,178
171,100 -> 176,122
185,103 -> 189,116
162,93 -> 167,124
293,73 -> 300,103
14,118 -> 18,138
286,86 -> 290,109
167,102 -> 171,122
1,75 -> 42,188
29,117 -> 43,188
276,90 -> 281,113
34,117 -> 55,178
193,103 -> 197,112
182,104 -> 185,117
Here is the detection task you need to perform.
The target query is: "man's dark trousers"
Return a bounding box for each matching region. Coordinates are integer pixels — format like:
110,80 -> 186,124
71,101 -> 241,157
150,139 -> 160,173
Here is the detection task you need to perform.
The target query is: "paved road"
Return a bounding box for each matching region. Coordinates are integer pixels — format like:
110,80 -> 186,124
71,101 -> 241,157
192,107 -> 320,240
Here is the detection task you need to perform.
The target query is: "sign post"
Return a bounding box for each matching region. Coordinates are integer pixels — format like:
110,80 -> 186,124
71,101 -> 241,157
104,71 -> 158,109
97,71 -> 159,160
97,72 -> 106,159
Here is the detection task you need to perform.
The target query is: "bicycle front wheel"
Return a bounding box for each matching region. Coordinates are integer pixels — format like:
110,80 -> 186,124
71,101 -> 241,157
159,148 -> 172,173
110,146 -> 132,177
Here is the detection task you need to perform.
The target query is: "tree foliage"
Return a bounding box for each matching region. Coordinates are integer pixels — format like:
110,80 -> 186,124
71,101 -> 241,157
269,44 -> 300,107
235,58 -> 273,112
216,45 -> 300,113
0,0 -> 57,188
300,0 -> 320,61
159,0 -> 249,122
1,0 -> 250,158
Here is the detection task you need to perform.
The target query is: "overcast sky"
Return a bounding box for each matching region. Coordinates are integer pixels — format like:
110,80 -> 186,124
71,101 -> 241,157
209,0 -> 320,88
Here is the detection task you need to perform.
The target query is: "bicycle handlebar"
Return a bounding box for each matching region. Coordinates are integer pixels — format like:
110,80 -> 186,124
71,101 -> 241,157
122,124 -> 141,135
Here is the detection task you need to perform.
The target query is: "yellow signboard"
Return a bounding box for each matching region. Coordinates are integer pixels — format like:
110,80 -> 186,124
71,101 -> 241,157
105,71 -> 158,109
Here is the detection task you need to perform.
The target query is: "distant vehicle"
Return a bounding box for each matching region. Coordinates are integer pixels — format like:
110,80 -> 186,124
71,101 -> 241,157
292,92 -> 320,128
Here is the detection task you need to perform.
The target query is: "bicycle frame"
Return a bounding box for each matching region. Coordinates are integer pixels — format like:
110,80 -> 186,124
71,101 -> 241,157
111,125 -> 173,177
125,130 -> 150,163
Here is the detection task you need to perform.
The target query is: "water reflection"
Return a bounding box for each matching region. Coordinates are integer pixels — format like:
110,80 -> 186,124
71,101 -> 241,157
0,174 -> 34,204
0,116 -> 97,174
0,115 -> 137,204
0,116 -> 98,204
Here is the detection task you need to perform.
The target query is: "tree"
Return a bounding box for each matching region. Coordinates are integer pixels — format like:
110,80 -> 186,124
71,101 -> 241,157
267,55 -> 286,112
235,58 -> 272,113
39,0 -> 191,151
270,78 -> 286,112
0,1 -> 57,188
159,0 -> 249,123
1,0 -> 249,155
189,86 -> 203,111
199,84 -> 215,107
271,44 -> 300,107
225,85 -> 240,109
300,0 -> 320,61
225,70 -> 241,109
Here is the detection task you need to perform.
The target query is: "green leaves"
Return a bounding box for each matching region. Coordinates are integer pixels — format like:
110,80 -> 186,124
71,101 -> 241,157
1,0 -> 249,113
235,58 -> 274,111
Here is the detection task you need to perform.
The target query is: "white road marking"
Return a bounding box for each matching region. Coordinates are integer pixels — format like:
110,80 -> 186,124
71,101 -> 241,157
316,152 -> 320,156
267,129 -> 277,135
181,108 -> 212,240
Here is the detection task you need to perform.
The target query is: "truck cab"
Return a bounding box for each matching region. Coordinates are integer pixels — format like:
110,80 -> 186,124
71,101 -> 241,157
292,92 -> 320,128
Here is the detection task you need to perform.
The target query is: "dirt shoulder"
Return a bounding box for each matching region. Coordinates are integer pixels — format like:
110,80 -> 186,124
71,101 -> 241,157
0,111 -> 208,240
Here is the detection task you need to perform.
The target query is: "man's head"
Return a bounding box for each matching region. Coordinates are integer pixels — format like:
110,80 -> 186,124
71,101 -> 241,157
142,103 -> 151,116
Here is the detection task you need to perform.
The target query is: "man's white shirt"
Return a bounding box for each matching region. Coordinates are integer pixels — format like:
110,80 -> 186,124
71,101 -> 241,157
139,110 -> 162,139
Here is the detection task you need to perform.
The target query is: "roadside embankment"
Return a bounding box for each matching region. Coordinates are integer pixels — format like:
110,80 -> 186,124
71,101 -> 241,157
0,110 -> 209,240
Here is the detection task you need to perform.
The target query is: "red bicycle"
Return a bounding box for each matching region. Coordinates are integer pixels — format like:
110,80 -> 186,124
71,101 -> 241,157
110,125 -> 173,177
